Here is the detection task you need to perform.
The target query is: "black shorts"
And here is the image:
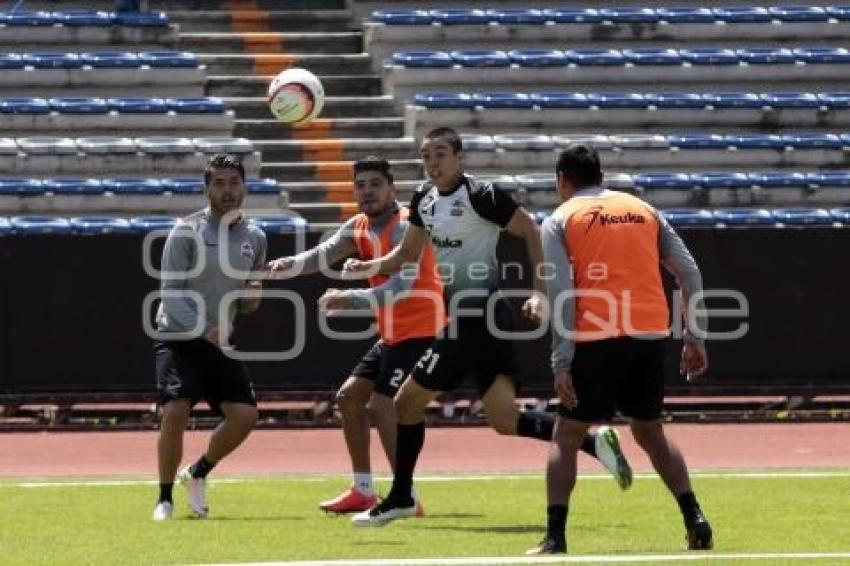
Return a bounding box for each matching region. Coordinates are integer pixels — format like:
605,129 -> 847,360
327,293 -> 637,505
411,296 -> 519,396
558,336 -> 666,422
350,336 -> 435,397
154,339 -> 257,415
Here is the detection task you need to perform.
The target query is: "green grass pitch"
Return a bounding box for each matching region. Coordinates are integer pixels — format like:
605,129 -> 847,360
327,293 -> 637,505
2,472 -> 849,565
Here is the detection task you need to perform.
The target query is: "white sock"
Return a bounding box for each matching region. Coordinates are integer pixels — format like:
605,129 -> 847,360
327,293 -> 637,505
353,473 -> 373,496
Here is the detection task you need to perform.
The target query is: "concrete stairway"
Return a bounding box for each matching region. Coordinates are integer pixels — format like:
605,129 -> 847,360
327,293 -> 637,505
173,0 -> 420,228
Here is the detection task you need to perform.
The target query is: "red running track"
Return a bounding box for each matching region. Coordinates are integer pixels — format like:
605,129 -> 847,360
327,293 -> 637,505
1,423 -> 848,478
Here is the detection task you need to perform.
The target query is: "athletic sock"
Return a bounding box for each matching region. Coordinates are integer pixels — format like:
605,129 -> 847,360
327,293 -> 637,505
387,422 -> 424,506
189,456 -> 216,479
677,491 -> 701,522
353,473 -> 374,496
517,411 -> 555,441
158,482 -> 174,503
546,504 -> 568,541
580,433 -> 597,457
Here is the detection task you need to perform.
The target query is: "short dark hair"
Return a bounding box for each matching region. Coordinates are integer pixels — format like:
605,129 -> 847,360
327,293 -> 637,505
556,143 -> 603,189
353,155 -> 394,184
204,153 -> 245,187
423,127 -> 462,153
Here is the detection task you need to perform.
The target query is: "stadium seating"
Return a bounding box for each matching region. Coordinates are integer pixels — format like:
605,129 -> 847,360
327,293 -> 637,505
0,214 -> 308,235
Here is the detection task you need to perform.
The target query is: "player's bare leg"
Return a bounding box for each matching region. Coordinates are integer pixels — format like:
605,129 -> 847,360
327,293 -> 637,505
153,399 -> 191,520
367,392 -> 396,469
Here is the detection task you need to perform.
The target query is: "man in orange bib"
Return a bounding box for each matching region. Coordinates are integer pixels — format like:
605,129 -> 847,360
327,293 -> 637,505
530,143 -> 713,554
267,157 -> 445,514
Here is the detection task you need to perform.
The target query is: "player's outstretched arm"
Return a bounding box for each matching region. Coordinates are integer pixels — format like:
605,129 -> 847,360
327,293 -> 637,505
343,223 -> 429,278
266,219 -> 357,279
505,207 -> 547,323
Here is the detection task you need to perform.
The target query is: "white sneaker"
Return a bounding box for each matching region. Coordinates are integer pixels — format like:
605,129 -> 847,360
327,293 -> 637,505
595,425 -> 633,490
178,465 -> 209,518
152,501 -> 173,521
351,499 -> 416,527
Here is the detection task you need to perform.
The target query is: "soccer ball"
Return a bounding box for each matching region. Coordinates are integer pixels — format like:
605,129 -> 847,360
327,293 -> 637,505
267,67 -> 324,124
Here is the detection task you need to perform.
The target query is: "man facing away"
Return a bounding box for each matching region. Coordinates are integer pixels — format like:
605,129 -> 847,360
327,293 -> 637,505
529,143 -> 713,553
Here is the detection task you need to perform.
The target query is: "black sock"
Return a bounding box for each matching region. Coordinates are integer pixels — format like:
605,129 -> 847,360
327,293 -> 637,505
580,433 -> 596,457
677,491 -> 700,520
546,504 -> 568,541
517,411 -> 555,441
388,422 -> 424,505
190,456 -> 216,479
158,482 -> 173,503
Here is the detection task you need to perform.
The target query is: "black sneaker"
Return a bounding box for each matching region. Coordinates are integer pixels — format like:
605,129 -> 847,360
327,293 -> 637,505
685,509 -> 714,550
525,536 -> 567,555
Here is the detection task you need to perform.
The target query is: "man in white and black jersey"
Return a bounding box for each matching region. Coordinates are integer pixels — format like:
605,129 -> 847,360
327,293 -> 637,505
343,128 -> 633,527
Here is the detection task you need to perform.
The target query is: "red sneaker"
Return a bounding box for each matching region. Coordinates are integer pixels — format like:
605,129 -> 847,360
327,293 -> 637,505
319,486 -> 378,514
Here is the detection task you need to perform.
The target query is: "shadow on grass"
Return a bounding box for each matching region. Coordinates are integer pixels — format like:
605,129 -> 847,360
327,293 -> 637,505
416,524 -> 545,534
350,540 -> 406,547
199,516 -> 306,522
420,513 -> 485,520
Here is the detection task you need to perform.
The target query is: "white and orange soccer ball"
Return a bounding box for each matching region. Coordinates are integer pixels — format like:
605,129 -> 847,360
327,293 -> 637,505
267,67 -> 325,124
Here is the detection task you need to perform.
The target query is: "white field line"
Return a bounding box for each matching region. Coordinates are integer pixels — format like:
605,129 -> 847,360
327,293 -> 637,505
200,551 -> 850,566
6,469 -> 850,488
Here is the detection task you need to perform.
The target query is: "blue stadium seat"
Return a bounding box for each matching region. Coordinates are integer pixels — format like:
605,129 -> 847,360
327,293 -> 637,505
748,171 -> 808,187
114,12 -> 169,27
371,10 -> 431,25
473,92 -> 534,108
691,172 -> 751,189
11,216 -> 72,234
656,8 -> 715,23
598,8 -> 659,23
107,97 -> 167,113
726,134 -> 786,149
586,92 -> 645,108
714,208 -> 775,226
633,173 -> 693,189
450,50 -> 511,68
429,9 -> 490,25
645,92 -> 705,108
413,93 -> 476,109
760,92 -> 820,108
565,49 -> 625,66
661,209 -> 715,227
553,134 -> 612,149
102,178 -> 164,195
712,7 -> 772,23
783,133 -> 844,149
485,9 -> 546,24
806,171 -> 850,186
516,174 -> 556,192
162,177 -> 204,194
245,178 -> 280,194
22,52 -> 82,69
0,178 -> 44,196
0,54 -> 24,69
772,208 -> 833,225
622,48 -> 682,66
679,48 -> 739,65
0,217 -> 10,236
818,92 -> 850,107
508,49 -> 567,67
165,97 -> 225,114
529,92 -> 590,108
768,6 -> 828,22
841,134 -> 850,146
129,216 -> 178,233
81,52 -> 140,69
53,10 -> 115,27
3,11 -> 56,26
43,178 -> 104,195
135,137 -> 194,154
826,6 -> 850,20
793,48 -> 850,64
668,134 -> 727,149
702,92 -> 763,108
193,137 -> 252,154
70,216 -> 133,235
830,208 -> 850,222
393,51 -> 453,68
138,51 -> 198,68
0,97 -> 50,114
48,97 -> 109,114
540,8 -> 602,23
736,48 -> 796,65
252,216 -> 309,234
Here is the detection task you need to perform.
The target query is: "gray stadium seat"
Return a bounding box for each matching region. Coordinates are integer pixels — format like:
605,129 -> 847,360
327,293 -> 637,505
17,137 -> 77,155
76,137 -> 137,154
